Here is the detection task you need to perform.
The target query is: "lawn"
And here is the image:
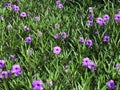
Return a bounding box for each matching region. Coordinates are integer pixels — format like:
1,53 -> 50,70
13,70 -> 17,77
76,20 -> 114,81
0,0 -> 120,90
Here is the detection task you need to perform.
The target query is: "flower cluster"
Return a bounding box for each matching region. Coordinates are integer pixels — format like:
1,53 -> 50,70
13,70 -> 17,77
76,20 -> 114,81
82,57 -> 97,70
87,7 -> 94,26
0,59 -> 22,79
79,37 -> 93,47
12,5 -> 19,12
96,14 -> 110,26
54,32 -> 67,40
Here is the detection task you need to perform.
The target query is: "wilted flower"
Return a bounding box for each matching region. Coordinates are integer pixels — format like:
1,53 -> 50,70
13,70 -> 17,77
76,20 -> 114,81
64,65 -> 68,73
32,80 -> 44,90
25,36 -> 32,43
88,13 -> 94,20
20,12 -> 27,17
9,55 -> 16,61
37,30 -> 42,36
56,0 -> 60,5
1,16 -> 4,21
47,80 -> 53,87
115,63 -> 119,70
53,46 -> 61,54
85,39 -> 93,47
11,64 -> 22,76
79,37 -> 84,43
34,16 -> 40,22
29,50 -> 33,55
88,7 -> 93,13
54,23 -> 60,29
7,24 -> 12,30
24,26 -> 30,32
0,60 -> 5,69
106,80 -> 115,89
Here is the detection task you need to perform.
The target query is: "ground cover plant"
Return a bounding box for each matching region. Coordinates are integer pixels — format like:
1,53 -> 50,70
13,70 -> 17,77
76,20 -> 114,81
0,0 -> 120,90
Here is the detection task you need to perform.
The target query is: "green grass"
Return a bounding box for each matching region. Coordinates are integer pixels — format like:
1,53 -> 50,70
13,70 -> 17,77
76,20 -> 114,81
0,0 -> 120,90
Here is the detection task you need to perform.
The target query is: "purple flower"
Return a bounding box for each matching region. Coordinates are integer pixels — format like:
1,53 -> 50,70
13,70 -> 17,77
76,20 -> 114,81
12,5 -> 19,12
7,70 -> 12,78
61,32 -> 67,39
88,61 -> 97,70
56,0 -> 60,5
7,24 -> 12,30
115,64 -> 119,70
9,55 -> 16,61
88,7 -> 93,13
11,64 -> 22,76
106,80 -> 115,89
24,26 -> 30,32
87,20 -> 93,26
88,13 -> 94,20
53,46 -> 61,54
0,60 -> 5,69
0,70 -> 12,78
54,23 -> 60,29
85,39 -> 93,47
103,35 -> 110,42
34,16 -> 40,22
25,36 -> 32,43
96,17 -> 105,26
82,57 -> 91,67
20,12 -> 27,17
58,4 -> 63,9
118,10 -> 120,14
54,33 -> 59,40
103,14 -> 110,21
32,80 -> 44,90
114,14 -> 120,22
79,37 -> 84,43
1,71 -> 8,78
